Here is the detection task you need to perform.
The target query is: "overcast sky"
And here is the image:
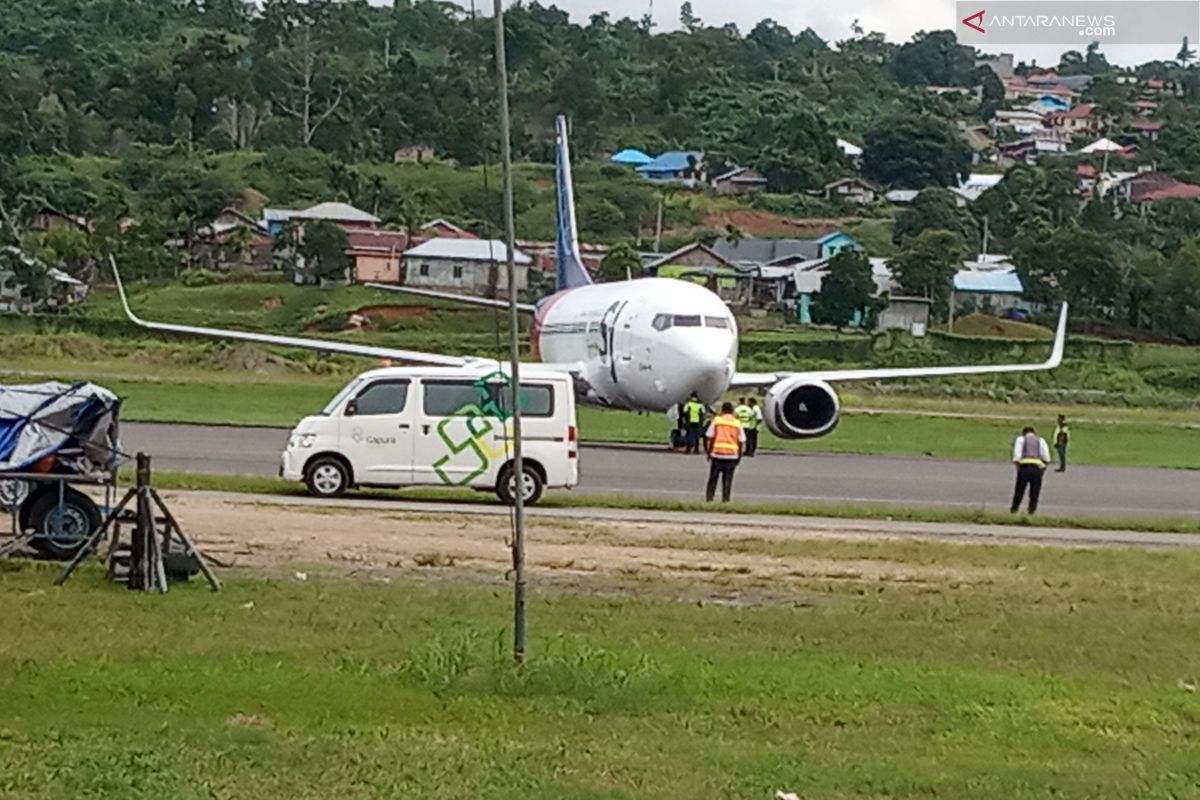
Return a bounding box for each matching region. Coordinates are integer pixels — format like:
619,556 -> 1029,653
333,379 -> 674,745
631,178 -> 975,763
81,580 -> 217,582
461,0 -> 1184,66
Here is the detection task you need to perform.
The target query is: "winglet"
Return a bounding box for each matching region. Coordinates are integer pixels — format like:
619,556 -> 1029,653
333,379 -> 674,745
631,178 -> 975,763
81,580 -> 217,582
110,255 -> 142,324
1047,302 -> 1068,368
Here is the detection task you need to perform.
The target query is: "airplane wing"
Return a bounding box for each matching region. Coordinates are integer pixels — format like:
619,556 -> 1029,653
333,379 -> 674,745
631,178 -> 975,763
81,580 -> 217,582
365,283 -> 537,313
731,303 -> 1068,388
111,258 -> 469,367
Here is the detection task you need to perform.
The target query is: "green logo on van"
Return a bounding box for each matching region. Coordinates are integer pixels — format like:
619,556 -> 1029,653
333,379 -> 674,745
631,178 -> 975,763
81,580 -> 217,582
432,372 -> 526,486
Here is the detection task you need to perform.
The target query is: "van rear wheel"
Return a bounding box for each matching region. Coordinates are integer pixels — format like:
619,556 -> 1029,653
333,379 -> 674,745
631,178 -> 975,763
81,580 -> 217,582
497,464 -> 544,507
305,456 -> 350,498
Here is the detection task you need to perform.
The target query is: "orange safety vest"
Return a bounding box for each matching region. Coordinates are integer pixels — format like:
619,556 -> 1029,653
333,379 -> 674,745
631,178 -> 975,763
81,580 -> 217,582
709,414 -> 743,457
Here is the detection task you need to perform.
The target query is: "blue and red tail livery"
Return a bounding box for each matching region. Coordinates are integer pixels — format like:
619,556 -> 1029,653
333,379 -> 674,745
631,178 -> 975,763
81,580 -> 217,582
554,115 -> 593,292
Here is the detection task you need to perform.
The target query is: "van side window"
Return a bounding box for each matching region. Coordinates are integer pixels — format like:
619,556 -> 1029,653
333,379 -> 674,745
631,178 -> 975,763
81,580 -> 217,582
423,380 -> 555,418
349,380 -> 409,415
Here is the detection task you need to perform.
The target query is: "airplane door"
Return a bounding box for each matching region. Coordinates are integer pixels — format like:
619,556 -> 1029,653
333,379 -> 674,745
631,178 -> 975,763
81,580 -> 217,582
613,304 -> 637,382
340,379 -> 415,485
597,300 -> 630,387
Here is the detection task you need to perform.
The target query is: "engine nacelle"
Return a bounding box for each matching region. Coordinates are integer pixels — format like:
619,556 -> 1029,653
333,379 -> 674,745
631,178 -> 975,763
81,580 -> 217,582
763,378 -> 841,439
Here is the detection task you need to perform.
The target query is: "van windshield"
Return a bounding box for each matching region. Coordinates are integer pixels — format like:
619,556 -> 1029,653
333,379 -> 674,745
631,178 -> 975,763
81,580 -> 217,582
321,381 -> 361,415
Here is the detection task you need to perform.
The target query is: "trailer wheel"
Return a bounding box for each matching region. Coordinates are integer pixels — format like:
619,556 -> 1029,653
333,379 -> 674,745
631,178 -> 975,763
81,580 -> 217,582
304,456 -> 350,498
23,487 -> 102,561
496,463 -> 544,507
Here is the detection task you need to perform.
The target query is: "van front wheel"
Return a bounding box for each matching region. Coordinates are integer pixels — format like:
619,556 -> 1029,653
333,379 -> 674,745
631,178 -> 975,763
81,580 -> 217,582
497,464 -> 544,507
305,456 -> 350,498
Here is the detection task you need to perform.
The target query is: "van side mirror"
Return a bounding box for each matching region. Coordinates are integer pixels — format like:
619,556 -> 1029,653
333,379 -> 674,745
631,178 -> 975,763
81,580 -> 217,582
345,401 -> 358,417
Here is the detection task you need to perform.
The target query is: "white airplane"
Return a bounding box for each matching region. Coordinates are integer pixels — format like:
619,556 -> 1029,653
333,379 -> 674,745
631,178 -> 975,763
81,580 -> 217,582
113,115 -> 1067,441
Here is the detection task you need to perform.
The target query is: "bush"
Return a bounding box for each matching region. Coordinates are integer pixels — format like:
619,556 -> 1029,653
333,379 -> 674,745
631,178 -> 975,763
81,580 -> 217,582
181,268 -> 229,287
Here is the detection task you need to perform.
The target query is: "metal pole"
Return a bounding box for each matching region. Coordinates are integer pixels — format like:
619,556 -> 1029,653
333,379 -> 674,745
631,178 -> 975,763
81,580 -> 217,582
493,0 -> 527,665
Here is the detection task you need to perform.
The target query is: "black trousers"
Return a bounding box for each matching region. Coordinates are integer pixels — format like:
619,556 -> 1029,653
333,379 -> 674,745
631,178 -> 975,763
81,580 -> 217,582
1056,443 -> 1068,472
685,422 -> 703,453
706,458 -> 739,502
1011,464 -> 1045,513
745,429 -> 759,457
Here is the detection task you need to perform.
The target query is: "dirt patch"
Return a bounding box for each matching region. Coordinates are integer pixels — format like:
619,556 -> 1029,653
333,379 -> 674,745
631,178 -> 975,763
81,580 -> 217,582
210,345 -> 294,374
303,305 -> 433,333
163,494 -> 998,599
353,304 -> 434,321
261,297 -> 282,310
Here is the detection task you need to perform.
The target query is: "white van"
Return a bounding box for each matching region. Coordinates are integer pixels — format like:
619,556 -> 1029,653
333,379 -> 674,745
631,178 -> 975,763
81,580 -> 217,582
281,364 -> 579,505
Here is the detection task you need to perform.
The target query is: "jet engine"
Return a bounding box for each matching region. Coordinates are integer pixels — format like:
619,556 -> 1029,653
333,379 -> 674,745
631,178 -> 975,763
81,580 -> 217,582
762,378 -> 840,439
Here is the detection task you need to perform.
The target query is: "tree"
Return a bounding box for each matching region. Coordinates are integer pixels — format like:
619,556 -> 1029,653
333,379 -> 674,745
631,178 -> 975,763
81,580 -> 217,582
599,241 -> 641,282
889,228 -> 967,316
893,188 -> 977,247
892,30 -> 975,87
36,225 -> 94,284
300,220 -> 350,284
1013,222 -> 1126,319
1084,42 -> 1110,74
810,249 -> 884,329
975,66 -> 1004,121
1156,241 -> 1200,342
679,2 -> 701,33
1178,36 -> 1196,66
257,5 -> 347,147
862,115 -> 972,189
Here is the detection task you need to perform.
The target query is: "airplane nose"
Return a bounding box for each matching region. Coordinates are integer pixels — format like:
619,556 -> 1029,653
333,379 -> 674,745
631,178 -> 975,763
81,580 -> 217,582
674,335 -> 733,402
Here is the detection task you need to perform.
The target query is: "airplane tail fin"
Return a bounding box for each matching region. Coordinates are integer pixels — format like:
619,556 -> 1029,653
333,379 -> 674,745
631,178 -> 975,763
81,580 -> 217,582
554,115 -> 593,291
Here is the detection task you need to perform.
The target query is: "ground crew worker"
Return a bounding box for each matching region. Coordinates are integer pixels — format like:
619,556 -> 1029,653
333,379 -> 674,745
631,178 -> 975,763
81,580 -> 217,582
734,397 -> 753,430
1011,425 -> 1051,514
682,393 -> 706,454
1053,414 -> 1070,473
745,397 -> 763,457
705,401 -> 745,502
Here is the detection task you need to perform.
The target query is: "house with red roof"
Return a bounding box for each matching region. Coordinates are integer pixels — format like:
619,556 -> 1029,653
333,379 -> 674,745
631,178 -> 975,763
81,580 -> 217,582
1048,103 -> 1102,136
1129,120 -> 1163,141
1119,171 -> 1200,205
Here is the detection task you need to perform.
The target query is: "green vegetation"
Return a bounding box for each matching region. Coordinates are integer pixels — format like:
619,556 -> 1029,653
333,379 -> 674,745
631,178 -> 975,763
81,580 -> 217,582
5,539 -> 1200,798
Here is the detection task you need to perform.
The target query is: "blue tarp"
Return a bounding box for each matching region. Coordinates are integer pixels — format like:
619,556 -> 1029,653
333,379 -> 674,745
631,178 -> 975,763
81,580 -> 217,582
0,382 -> 121,473
610,148 -> 653,166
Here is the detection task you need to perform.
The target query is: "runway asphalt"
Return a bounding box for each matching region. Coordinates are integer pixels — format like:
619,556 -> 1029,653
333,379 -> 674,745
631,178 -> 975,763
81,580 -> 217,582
122,422 -> 1200,520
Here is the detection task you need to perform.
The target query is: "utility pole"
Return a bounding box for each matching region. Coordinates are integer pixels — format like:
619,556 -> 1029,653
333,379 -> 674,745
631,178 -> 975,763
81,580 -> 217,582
492,0 -> 527,665
654,196 -> 664,252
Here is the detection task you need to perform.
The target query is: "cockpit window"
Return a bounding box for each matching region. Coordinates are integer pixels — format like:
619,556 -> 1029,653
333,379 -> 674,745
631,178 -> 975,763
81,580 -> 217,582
653,313 -> 729,331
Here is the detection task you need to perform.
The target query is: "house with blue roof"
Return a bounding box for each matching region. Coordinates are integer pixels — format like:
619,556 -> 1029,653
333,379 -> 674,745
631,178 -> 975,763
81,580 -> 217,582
637,151 -> 705,183
953,256 -> 1026,314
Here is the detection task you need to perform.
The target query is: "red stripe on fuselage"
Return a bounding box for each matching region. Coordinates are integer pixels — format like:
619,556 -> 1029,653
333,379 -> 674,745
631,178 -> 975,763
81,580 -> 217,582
530,288 -> 574,361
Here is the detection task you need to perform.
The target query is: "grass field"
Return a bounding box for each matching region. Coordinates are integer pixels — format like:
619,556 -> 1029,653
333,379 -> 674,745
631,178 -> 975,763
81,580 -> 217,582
4,539 -> 1200,799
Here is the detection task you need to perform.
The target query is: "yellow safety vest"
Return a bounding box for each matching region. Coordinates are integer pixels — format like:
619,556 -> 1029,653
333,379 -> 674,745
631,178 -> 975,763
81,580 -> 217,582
734,404 -> 753,427
710,414 -> 743,457
684,400 -> 705,424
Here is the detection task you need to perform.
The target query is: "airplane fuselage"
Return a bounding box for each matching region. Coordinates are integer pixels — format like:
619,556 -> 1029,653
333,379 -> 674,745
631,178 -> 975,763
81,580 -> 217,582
530,277 -> 738,412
